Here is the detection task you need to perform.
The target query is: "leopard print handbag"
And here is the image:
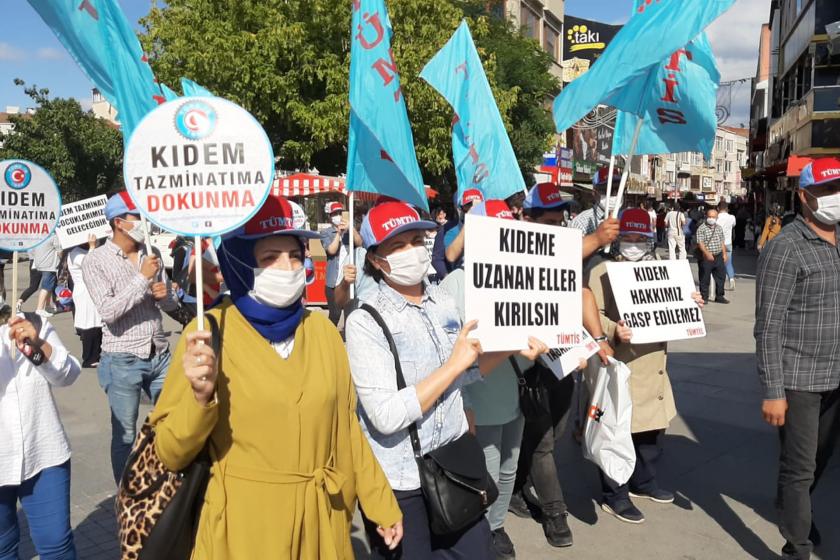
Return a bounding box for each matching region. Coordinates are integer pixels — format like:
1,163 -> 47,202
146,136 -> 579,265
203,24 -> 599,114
115,314 -> 219,560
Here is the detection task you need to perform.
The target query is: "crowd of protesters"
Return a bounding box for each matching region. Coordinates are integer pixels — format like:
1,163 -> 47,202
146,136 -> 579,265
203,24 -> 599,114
1,159 -> 839,560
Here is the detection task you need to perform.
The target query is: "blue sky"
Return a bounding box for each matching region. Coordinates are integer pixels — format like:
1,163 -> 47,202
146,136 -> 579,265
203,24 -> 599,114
0,0 -> 761,124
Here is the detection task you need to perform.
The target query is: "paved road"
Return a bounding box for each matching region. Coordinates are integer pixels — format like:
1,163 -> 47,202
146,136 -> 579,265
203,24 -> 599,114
5,249 -> 838,559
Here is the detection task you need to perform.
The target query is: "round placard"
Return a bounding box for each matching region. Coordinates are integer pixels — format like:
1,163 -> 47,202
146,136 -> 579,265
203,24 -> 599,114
123,96 -> 275,237
0,159 -> 62,252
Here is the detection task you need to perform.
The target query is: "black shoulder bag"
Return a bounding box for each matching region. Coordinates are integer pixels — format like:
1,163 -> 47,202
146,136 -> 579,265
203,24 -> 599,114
509,357 -> 552,421
360,303 -> 498,536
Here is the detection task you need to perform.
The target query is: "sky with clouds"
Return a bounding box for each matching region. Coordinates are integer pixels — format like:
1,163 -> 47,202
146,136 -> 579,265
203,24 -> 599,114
1,0 -> 765,127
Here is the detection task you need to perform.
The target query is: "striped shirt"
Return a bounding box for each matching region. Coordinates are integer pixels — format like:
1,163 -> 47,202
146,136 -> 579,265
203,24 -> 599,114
570,206 -> 604,236
82,241 -> 177,358
755,216 -> 840,399
695,223 -> 725,255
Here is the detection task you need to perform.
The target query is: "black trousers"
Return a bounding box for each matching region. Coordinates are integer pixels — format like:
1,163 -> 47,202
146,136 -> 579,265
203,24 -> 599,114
699,253 -> 725,301
599,429 -> 663,506
363,489 -> 492,560
325,286 -> 341,326
515,372 -> 575,515
19,268 -> 43,304
777,388 -> 840,560
78,327 -> 102,368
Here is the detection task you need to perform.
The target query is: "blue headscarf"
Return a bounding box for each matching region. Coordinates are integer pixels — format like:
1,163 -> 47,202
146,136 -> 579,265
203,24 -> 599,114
217,235 -> 305,343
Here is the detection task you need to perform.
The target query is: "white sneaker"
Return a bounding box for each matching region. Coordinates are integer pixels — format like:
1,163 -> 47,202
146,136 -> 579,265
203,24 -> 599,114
35,309 -> 54,318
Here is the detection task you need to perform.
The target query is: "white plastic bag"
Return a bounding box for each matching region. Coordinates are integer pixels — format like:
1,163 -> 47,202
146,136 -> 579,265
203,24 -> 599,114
582,357 -> 636,485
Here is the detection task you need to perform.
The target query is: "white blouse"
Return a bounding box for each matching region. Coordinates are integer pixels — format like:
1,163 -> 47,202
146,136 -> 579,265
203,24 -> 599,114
68,247 -> 102,330
0,317 -> 81,487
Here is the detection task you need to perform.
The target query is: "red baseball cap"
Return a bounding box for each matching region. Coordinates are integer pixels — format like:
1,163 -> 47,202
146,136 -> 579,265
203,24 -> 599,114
360,202 -> 437,248
460,189 -> 485,207
592,167 -> 623,188
524,183 -> 570,210
224,195 -> 319,241
325,201 -> 344,214
800,158 -> 840,188
619,208 -> 654,238
469,200 -> 515,220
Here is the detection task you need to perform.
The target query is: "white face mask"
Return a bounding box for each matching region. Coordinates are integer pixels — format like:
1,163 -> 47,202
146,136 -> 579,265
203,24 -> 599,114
120,218 -> 146,244
331,215 -> 343,227
706,218 -> 717,226
379,246 -> 430,287
251,267 -> 305,308
807,191 -> 840,225
597,197 -> 622,213
619,241 -> 648,262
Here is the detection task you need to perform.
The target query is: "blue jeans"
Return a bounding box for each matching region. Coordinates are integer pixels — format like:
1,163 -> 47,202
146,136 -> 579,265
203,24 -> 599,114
475,415 -> 525,530
0,461 -> 75,560
724,244 -> 735,280
98,349 -> 171,484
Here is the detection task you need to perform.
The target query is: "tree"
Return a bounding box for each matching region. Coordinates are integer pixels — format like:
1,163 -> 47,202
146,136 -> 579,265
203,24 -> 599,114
140,0 -> 559,199
0,80 -> 124,201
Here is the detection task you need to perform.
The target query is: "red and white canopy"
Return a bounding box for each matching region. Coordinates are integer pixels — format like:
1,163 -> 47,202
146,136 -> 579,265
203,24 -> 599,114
272,173 -> 438,201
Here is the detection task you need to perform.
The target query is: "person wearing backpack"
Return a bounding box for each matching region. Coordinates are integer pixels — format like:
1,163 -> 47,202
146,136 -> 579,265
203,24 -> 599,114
0,312 -> 82,559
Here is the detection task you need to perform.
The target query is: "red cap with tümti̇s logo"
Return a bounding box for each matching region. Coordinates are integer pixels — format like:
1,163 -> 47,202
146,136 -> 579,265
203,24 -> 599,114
360,202 -> 437,249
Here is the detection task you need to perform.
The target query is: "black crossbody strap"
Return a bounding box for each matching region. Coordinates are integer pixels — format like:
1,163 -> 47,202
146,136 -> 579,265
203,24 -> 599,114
359,303 -> 423,459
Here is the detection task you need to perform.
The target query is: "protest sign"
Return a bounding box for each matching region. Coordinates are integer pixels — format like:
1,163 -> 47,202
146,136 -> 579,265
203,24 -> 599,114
56,195 -> 111,249
541,329 -> 601,380
123,96 -> 274,237
606,260 -> 706,344
465,214 -> 582,352
0,159 -> 62,252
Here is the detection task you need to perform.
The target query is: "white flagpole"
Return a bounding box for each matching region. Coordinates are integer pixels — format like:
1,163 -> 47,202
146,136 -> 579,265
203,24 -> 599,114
604,155 -> 616,218
348,192 -> 355,301
611,118 -> 644,220
194,236 -> 205,331
11,251 -> 18,357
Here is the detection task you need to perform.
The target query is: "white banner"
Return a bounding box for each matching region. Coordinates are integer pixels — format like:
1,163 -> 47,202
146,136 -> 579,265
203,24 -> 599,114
56,195 -> 111,249
0,160 -> 61,252
124,96 -> 274,236
541,329 -> 600,380
465,214 -> 582,352
606,260 -> 706,344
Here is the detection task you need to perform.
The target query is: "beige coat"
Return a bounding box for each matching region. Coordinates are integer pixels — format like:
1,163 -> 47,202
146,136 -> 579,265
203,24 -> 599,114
587,260 -> 677,433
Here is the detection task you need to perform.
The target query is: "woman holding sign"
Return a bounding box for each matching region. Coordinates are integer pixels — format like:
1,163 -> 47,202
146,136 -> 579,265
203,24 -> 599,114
587,208 -> 703,524
345,201 -> 546,559
149,195 -> 402,559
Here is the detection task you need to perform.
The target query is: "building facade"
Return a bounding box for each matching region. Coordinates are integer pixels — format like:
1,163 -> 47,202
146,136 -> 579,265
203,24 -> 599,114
756,0 -> 840,201
497,0 -> 565,79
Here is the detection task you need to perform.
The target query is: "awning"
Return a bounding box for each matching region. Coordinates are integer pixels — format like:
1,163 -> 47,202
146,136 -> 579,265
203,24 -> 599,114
272,173 -> 438,201
786,156 -> 813,177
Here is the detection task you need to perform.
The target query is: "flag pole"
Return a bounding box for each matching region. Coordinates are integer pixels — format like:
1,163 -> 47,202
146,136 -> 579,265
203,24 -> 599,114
348,192 -> 355,301
194,235 -> 205,331
604,155 -> 616,218
611,118 -> 644,219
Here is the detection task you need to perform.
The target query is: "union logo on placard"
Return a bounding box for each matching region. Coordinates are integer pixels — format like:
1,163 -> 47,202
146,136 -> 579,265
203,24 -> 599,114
174,101 -> 217,141
4,163 -> 32,190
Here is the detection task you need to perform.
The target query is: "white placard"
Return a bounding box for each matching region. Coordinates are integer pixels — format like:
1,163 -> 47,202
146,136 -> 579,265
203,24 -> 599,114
56,195 -> 111,249
123,96 -> 274,236
541,329 -> 601,380
0,159 -> 62,252
465,214 -> 582,352
606,260 -> 706,344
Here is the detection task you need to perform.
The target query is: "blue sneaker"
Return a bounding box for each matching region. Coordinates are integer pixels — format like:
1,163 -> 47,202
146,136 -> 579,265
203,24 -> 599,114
630,488 -> 675,504
601,500 -> 645,524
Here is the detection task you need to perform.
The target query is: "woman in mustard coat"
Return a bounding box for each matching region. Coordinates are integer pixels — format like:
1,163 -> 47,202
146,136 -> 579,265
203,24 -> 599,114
150,196 -> 402,559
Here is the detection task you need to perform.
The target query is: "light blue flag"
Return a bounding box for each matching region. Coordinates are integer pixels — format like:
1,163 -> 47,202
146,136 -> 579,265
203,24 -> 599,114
552,0 -> 734,134
27,0 -> 164,138
347,0 -> 427,211
160,84 -> 180,102
181,78 -> 214,97
612,32 -> 720,160
420,21 -> 524,201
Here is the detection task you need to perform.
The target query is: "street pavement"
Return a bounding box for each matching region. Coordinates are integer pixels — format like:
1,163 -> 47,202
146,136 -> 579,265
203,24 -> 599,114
5,248 -> 838,560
